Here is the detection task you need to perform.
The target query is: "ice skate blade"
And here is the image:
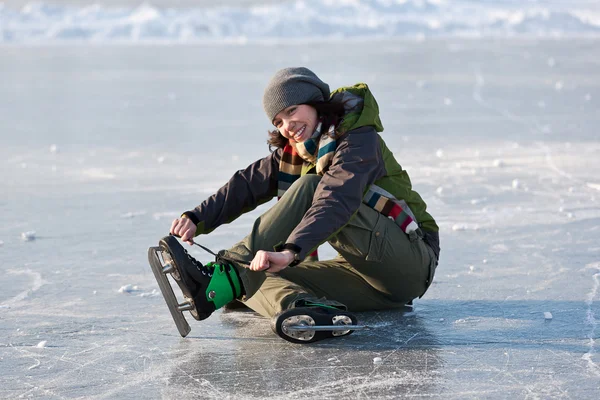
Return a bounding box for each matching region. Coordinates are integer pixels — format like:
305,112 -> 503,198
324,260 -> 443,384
148,246 -> 191,337
286,325 -> 369,332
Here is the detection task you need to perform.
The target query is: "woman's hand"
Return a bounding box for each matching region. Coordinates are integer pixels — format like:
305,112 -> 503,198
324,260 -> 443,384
250,250 -> 295,273
170,217 -> 196,245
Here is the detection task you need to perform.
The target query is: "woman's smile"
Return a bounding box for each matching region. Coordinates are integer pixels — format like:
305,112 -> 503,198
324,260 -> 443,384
293,125 -> 307,142
273,104 -> 318,144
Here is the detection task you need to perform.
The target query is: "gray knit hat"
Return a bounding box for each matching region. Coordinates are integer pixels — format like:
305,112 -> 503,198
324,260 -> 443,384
262,67 -> 330,123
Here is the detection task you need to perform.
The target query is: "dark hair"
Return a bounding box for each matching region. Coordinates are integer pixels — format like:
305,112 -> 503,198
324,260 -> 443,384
267,98 -> 347,150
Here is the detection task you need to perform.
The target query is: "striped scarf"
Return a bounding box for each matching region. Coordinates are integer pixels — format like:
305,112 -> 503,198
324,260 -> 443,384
278,122 -> 418,235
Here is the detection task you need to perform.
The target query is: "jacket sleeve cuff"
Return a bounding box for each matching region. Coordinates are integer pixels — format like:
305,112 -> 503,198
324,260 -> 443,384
274,243 -> 303,267
181,211 -> 200,226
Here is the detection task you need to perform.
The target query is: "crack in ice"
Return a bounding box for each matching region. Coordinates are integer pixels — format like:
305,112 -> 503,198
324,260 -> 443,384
2,269 -> 46,306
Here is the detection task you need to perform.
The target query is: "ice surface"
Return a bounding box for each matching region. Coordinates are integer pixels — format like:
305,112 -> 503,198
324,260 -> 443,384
1,38 -> 599,399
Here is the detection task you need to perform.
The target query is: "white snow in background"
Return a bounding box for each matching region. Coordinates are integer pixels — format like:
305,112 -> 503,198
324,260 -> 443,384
1,0 -> 600,44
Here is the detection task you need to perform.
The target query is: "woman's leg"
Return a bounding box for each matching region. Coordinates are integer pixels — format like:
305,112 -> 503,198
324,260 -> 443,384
222,175 -> 330,312
223,174 -> 434,316
327,204 -> 435,305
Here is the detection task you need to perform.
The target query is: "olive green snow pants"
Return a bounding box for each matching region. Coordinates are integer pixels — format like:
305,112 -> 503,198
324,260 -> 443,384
222,175 -> 436,318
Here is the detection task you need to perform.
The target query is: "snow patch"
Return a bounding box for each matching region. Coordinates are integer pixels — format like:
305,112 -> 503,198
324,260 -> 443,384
587,183 -> 600,191
153,211 -> 180,220
554,81 -> 564,91
139,289 -> 160,298
3,0 -> 600,45
81,168 -> 116,180
118,284 -> 140,294
452,224 -> 478,232
21,231 -> 36,241
121,211 -> 147,218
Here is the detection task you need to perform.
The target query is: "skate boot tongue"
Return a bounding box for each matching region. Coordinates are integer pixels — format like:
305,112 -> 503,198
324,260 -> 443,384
203,262 -> 243,309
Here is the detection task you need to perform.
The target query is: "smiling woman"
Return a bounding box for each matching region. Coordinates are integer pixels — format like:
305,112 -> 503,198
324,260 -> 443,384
273,104 -> 318,144
268,100 -> 347,149
154,66 -> 440,343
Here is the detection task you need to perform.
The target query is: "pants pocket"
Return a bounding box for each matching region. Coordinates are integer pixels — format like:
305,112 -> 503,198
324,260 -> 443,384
365,213 -> 386,263
333,206 -> 387,263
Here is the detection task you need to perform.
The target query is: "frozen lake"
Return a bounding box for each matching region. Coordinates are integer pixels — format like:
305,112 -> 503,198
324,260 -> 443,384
1,38 -> 599,398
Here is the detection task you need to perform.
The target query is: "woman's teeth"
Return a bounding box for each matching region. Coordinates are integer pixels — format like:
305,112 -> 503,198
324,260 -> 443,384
294,125 -> 306,140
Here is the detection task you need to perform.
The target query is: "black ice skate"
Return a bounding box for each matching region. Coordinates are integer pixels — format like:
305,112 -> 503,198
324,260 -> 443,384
148,235 -> 242,337
271,304 -> 367,344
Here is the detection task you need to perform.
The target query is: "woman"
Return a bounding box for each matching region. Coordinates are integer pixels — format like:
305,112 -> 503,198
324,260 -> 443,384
159,67 -> 439,343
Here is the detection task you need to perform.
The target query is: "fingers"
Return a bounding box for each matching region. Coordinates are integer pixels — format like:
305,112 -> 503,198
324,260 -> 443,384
170,218 -> 179,235
249,251 -> 290,273
249,250 -> 270,271
170,218 -> 195,245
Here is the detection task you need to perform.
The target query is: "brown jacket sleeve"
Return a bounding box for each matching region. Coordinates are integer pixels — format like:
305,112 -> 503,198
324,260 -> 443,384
286,126 -> 386,259
188,148 -> 282,235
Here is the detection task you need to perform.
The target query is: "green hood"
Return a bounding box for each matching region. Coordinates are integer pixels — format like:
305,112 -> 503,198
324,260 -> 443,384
331,83 -> 384,133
